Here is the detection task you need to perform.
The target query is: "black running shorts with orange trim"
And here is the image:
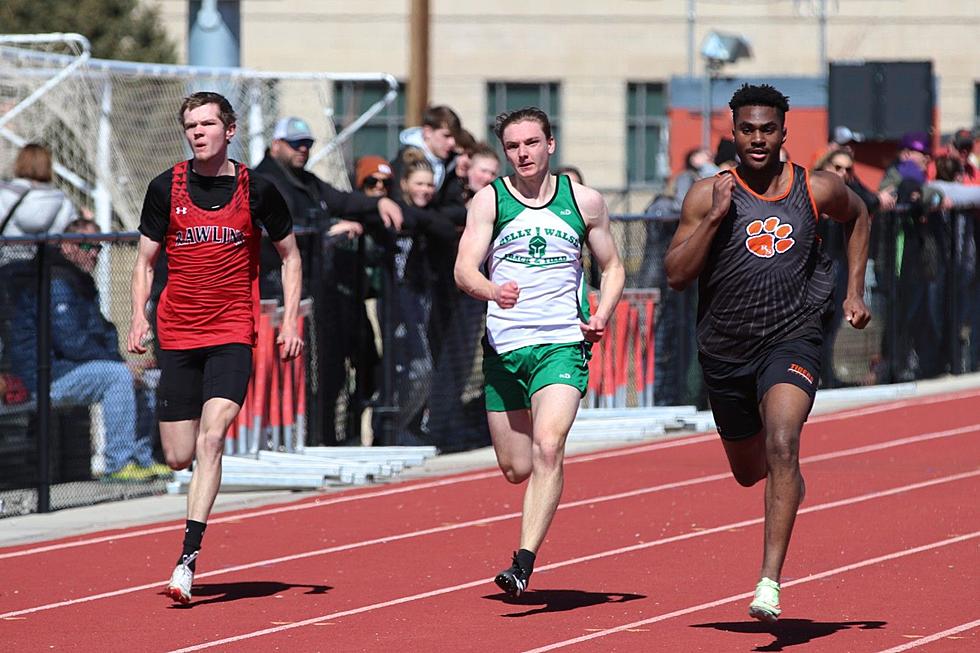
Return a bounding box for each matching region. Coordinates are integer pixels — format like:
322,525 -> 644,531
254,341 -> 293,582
699,324 -> 823,441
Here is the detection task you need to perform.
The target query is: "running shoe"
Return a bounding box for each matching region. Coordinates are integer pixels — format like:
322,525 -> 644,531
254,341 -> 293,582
748,577 -> 781,622
494,552 -> 531,598
104,462 -> 155,483
165,551 -> 198,604
143,462 -> 174,480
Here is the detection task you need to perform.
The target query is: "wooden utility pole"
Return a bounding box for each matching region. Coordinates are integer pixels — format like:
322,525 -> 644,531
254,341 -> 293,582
407,0 -> 429,126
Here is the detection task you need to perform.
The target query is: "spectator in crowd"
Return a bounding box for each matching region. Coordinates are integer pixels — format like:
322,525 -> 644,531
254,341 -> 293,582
714,138 -> 738,170
255,117 -> 402,443
640,147 -> 718,405
816,147 -> 896,215
425,143 -> 502,450
555,165 -> 584,185
0,143 -> 77,259
390,105 -> 461,202
878,131 -> 949,380
925,152 -> 980,208
385,149 -> 444,443
355,154 -> 392,198
8,218 -> 167,481
466,143 -> 501,202
932,129 -> 978,185
254,116 -> 403,263
813,147 -> 892,386
437,128 -> 477,209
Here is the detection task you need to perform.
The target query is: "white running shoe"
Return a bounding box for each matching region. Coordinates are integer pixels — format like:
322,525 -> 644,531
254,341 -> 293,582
748,577 -> 782,622
165,551 -> 198,604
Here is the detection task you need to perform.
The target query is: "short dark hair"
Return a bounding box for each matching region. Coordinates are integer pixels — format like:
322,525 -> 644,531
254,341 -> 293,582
422,105 -> 461,134
179,91 -> 237,128
729,84 -> 790,124
493,107 -> 553,142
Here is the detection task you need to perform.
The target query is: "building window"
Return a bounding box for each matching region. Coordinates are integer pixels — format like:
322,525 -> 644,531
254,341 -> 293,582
486,81 -> 561,165
334,80 -> 406,165
626,82 -> 668,187
975,82 -> 980,130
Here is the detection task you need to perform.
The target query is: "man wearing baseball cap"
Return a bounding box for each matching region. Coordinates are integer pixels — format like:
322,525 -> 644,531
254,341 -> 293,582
254,116 -> 403,441
256,116 -> 402,235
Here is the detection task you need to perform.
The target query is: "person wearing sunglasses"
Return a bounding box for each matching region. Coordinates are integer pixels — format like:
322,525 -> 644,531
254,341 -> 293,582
355,155 -> 392,198
9,217 -> 169,485
254,116 -> 402,245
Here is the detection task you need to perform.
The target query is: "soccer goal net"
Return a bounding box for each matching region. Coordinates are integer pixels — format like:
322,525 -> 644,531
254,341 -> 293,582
0,32 -> 398,230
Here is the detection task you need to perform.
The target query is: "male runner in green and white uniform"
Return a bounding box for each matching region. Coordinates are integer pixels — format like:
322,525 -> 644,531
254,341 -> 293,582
455,107 -> 625,597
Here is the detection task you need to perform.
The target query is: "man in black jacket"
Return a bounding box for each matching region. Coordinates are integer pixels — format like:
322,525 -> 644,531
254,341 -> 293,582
254,116 -> 403,443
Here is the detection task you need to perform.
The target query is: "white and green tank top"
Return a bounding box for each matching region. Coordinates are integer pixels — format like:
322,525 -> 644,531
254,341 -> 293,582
485,174 -> 590,353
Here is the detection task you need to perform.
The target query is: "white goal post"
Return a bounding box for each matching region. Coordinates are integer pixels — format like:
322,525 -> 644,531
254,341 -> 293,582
0,32 -> 399,231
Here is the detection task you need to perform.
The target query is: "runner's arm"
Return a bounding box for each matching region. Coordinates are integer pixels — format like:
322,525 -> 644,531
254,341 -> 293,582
664,173 -> 734,290
272,233 -> 304,360
580,186 -> 625,338
812,170 -> 871,328
128,235 -> 162,354
454,185 -> 517,307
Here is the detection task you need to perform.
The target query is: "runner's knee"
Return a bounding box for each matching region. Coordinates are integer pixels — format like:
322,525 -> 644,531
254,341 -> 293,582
499,460 -> 531,484
532,438 -> 564,471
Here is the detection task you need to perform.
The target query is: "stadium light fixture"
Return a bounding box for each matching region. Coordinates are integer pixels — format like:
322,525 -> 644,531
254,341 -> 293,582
700,31 -> 753,147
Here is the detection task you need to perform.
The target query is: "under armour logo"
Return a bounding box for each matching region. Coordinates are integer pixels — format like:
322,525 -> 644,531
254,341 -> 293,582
175,207 -> 188,215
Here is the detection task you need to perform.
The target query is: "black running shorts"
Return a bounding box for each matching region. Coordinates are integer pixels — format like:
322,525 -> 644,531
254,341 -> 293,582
699,329 -> 822,441
156,343 -> 253,422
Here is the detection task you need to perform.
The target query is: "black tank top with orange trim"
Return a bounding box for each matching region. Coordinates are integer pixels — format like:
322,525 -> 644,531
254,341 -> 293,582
696,163 -> 834,363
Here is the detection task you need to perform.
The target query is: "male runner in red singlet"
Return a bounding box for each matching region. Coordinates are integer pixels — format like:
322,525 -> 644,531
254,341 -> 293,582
665,84 -> 871,622
127,92 -> 303,604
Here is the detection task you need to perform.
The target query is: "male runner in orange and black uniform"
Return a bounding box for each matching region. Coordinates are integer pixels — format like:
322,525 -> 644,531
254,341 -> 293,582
127,92 -> 303,604
665,84 -> 871,622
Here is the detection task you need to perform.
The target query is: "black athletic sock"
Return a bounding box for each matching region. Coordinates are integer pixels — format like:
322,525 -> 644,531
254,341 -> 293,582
516,548 -> 536,576
178,520 -> 207,571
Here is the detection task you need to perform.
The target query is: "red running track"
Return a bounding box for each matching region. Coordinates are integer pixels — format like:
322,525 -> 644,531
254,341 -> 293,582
1,391 -> 978,652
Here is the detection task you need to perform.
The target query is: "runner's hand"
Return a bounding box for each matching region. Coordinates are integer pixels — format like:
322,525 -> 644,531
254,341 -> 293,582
580,314 -> 607,343
277,326 -> 304,361
709,171 -> 735,221
127,316 -> 151,354
493,280 -> 519,309
843,295 -> 871,330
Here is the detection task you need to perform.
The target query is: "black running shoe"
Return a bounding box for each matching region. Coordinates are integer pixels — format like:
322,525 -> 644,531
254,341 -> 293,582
494,552 -> 531,597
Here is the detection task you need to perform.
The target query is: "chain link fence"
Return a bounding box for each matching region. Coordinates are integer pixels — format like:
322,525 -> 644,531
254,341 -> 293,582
3,207 -> 978,516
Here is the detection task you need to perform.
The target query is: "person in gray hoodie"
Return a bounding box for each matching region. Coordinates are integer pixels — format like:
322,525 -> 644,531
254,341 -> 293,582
0,143 -> 76,239
389,105 -> 461,202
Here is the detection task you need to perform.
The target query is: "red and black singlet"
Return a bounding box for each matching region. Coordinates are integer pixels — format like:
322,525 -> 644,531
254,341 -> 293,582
156,161 -> 259,349
696,163 -> 834,363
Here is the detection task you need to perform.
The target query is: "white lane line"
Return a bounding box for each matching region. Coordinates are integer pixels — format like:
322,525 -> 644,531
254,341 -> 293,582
874,619 -> 980,652
6,386 -> 979,560
0,435 -> 717,560
522,532 -> 980,653
165,502 -> 980,652
2,426 -> 976,620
